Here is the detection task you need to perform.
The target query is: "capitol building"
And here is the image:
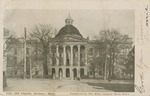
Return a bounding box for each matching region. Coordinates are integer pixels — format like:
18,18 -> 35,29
4,14 -> 132,80
49,14 -> 89,79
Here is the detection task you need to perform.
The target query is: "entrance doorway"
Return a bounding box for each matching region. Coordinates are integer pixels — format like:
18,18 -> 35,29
52,68 -> 55,79
73,68 -> 77,80
66,68 -> 70,77
59,68 -> 63,79
80,68 -> 84,77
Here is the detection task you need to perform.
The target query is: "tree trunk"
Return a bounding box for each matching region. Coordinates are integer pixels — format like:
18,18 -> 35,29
133,65 -> 134,80
109,53 -> 112,79
43,56 -> 48,77
112,52 -> 115,79
93,68 -> 95,78
3,71 -> 7,87
103,63 -> 105,76
130,72 -> 132,79
43,48 -> 49,77
103,54 -> 107,77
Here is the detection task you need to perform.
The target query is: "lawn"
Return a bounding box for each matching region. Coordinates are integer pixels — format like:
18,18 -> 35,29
86,83 -> 134,92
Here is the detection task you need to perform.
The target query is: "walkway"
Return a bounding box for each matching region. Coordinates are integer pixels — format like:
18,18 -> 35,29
4,78 -> 112,92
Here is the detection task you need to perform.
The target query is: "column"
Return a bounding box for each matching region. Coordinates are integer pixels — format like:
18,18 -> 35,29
77,45 -> 80,66
70,45 -> 73,66
85,45 -> 88,65
63,69 -> 66,78
84,68 -> 88,75
71,68 -> 74,80
56,68 -> 59,79
56,45 -> 59,66
63,45 -> 66,66
78,68 -> 80,78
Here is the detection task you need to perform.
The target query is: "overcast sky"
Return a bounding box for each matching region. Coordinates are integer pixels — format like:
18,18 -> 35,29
4,9 -> 134,40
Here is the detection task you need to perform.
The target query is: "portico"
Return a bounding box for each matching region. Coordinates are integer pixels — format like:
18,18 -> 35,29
50,44 -> 88,79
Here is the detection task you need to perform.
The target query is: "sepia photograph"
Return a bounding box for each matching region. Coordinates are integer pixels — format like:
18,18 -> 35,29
3,9 -> 135,92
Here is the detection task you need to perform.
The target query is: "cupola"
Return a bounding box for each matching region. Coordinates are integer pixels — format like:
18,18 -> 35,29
65,13 -> 74,25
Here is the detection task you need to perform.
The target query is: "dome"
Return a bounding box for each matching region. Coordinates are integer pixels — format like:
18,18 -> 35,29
55,25 -> 83,38
55,14 -> 83,39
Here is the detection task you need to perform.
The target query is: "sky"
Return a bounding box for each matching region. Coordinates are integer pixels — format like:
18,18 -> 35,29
4,9 -> 134,40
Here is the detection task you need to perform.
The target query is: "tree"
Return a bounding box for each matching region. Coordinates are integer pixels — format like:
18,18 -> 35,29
3,28 -> 18,71
95,29 -> 132,79
126,46 -> 134,79
3,28 -> 17,87
89,41 -> 107,79
89,53 -> 100,78
28,24 -> 58,77
3,28 -> 17,54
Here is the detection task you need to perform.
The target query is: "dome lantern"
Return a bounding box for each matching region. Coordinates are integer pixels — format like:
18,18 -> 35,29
65,13 -> 74,25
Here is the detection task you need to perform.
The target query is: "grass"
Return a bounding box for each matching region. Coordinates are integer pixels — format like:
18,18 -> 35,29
86,83 -> 134,92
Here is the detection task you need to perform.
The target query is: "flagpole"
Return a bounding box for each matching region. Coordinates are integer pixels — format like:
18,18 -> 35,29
23,27 -> 27,79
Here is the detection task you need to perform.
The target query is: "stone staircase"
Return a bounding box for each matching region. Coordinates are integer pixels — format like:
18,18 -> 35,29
62,77 -> 71,80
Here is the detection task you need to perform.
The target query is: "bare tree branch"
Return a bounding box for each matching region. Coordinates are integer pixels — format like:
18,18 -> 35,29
28,24 -> 58,76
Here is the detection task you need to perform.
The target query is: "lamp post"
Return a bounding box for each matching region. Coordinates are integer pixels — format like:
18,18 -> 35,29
29,58 -> 32,79
23,27 -> 27,79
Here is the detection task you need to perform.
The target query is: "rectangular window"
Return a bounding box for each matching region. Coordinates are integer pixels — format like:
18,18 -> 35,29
67,59 -> 69,66
26,48 -> 29,55
80,54 -> 82,58
66,53 -> 69,59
